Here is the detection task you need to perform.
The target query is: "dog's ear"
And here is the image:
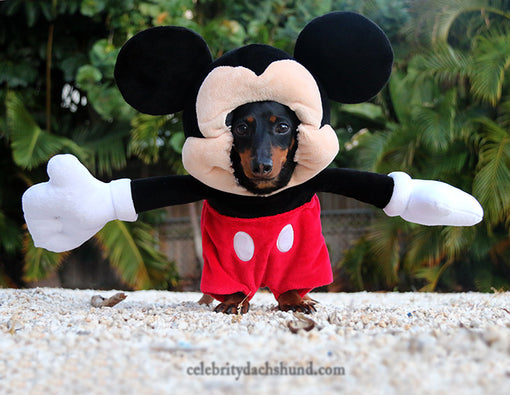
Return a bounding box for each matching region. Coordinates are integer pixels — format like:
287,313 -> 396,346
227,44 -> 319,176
294,12 -> 393,104
114,26 -> 212,115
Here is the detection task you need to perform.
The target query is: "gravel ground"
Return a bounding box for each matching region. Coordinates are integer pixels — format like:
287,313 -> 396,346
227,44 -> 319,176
1,288 -> 510,394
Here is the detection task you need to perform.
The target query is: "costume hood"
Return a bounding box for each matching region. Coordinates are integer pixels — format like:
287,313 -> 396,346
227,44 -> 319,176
114,12 -> 393,196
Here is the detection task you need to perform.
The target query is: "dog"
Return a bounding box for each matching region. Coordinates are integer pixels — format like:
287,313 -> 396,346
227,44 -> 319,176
228,100 -> 300,196
22,13 -> 483,318
202,101 -> 317,314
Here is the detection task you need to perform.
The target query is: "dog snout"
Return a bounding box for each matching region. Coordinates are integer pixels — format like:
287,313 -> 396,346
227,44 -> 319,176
251,157 -> 273,176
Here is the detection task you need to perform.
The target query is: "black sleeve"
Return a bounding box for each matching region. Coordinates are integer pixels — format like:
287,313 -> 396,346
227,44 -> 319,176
131,175 -> 210,213
309,168 -> 395,209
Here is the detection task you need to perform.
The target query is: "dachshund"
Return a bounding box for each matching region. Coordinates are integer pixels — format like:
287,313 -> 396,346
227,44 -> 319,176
22,13 -> 484,318
209,101 -> 317,314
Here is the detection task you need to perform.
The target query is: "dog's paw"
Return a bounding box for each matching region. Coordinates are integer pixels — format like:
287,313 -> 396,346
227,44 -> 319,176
214,302 -> 250,315
277,290 -> 317,314
278,300 -> 317,314
213,292 -> 250,314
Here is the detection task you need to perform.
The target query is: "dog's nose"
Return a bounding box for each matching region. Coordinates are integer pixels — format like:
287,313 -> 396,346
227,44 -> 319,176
252,160 -> 273,176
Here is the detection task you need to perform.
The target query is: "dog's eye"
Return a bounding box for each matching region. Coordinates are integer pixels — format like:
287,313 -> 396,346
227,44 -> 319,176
275,122 -> 290,134
234,123 -> 249,136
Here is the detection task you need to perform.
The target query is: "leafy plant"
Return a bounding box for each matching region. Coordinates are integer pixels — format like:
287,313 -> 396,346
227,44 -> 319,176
3,0 -> 509,292
340,0 -> 510,291
1,0 -> 184,289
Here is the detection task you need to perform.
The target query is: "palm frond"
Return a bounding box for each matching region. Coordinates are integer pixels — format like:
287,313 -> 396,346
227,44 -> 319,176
95,220 -> 176,290
473,267 -> 510,291
403,226 -> 444,274
412,88 -> 458,151
410,0 -> 510,44
6,91 -> 65,169
366,216 -> 411,286
415,261 -> 453,291
412,44 -> 470,85
95,136 -> 127,175
351,130 -> 390,171
128,113 -> 185,167
421,141 -> 469,180
339,234 -> 399,291
441,225 -> 478,258
351,123 -> 424,175
434,0 -> 508,42
377,125 -> 421,173
473,117 -> 510,225
469,32 -> 510,105
497,98 -> 510,129
6,91 -> 89,169
389,68 -> 441,124
408,226 -> 469,291
454,104 -> 489,143
22,230 -> 65,282
434,0 -> 474,43
73,123 -> 130,176
128,113 -> 168,164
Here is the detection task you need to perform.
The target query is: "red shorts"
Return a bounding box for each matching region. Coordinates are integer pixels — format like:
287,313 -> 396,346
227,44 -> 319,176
200,194 -> 332,301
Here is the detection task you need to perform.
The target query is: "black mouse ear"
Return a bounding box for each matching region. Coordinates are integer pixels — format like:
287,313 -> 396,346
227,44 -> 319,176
114,26 -> 212,115
294,12 -> 393,104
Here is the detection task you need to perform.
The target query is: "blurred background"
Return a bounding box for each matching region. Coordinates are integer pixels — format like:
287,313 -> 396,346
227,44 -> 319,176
1,0 -> 509,292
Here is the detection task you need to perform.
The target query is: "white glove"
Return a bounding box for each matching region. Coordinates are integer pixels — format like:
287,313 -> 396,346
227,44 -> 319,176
383,172 -> 483,226
22,154 -> 138,253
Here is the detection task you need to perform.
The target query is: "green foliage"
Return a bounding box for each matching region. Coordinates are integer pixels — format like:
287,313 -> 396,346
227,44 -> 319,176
76,40 -> 135,122
405,0 -> 510,46
81,0 -> 107,17
473,118 -> 510,224
469,31 -> 510,105
95,220 -> 178,290
22,232 -> 66,282
341,0 -> 510,291
128,113 -> 185,172
2,0 -> 509,292
6,91 -> 87,169
1,0 -> 186,288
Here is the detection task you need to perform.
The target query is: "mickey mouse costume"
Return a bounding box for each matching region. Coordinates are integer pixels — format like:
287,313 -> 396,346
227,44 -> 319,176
22,12 -> 483,301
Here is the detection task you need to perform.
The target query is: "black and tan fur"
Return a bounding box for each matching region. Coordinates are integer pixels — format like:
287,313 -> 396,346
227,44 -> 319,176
228,101 -> 299,195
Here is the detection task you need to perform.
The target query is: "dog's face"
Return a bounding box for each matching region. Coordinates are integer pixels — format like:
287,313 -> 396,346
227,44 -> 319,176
228,101 -> 300,195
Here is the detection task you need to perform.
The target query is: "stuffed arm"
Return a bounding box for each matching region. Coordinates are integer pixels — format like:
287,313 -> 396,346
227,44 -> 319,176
22,155 -> 208,253
130,173 -> 209,213
314,168 -> 483,226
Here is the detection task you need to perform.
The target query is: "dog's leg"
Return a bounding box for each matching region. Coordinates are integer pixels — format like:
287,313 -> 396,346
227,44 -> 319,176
214,292 -> 250,314
278,290 -> 317,314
